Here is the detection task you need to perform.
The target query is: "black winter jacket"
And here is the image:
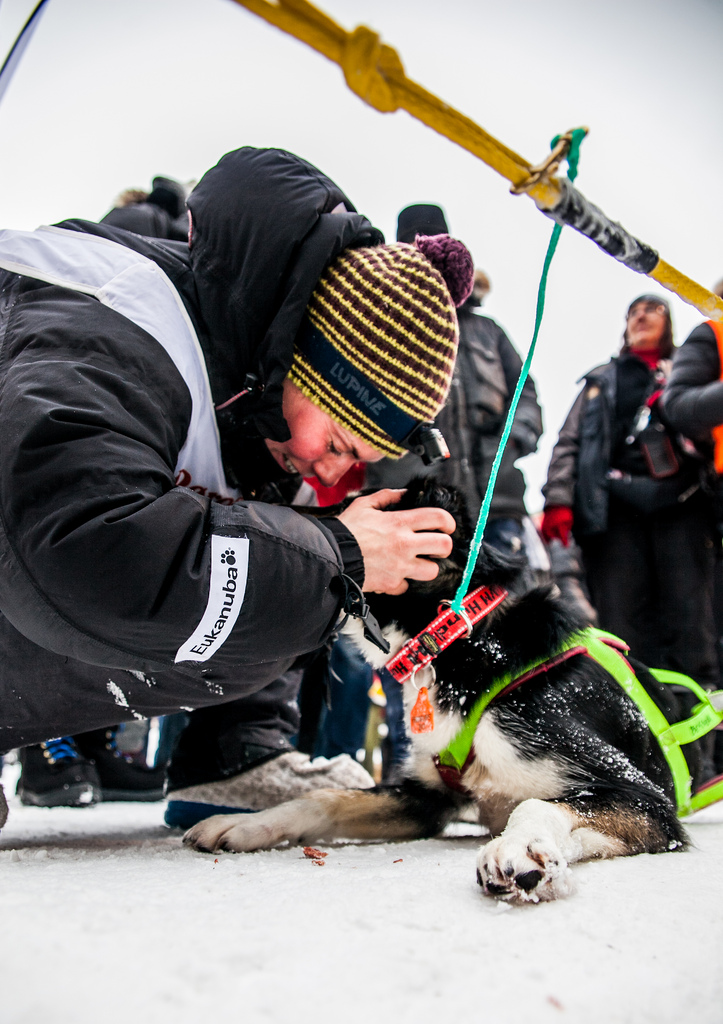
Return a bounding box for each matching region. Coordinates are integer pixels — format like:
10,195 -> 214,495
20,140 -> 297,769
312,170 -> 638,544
451,304 -> 542,519
102,176 -> 191,241
0,147 -> 382,747
102,202 -> 189,242
543,360 -> 616,537
663,322 -> 722,445
544,354 -> 702,539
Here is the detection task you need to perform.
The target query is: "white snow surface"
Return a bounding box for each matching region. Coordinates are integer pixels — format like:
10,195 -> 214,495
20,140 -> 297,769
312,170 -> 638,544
1,764 -> 723,1024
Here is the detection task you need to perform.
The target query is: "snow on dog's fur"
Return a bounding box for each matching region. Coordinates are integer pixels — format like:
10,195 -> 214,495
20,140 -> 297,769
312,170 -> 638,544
184,480 -> 697,902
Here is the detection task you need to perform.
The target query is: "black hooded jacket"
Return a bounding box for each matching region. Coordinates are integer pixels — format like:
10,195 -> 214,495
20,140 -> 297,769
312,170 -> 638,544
0,147 -> 382,747
101,176 -> 190,242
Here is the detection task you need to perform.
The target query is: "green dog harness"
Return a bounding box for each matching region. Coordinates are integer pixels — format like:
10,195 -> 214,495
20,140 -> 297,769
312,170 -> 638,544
434,627 -> 723,817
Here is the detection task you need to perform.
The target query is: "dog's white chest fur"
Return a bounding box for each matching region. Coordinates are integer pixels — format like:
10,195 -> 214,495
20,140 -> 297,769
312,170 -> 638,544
344,617 -> 570,834
408,690 -> 570,827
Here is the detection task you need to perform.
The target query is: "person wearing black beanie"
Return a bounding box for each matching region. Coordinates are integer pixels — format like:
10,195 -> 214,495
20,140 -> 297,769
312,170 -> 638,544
367,203 -> 543,556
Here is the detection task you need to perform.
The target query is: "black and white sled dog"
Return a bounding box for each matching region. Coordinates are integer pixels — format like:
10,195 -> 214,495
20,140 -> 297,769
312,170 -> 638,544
184,480 -> 700,902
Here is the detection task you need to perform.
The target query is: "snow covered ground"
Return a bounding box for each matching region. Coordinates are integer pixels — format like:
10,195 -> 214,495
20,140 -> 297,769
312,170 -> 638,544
1,760 -> 722,1024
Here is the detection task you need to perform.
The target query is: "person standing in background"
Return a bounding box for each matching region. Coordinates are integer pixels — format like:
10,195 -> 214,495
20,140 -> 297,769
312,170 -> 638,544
662,279 -> 723,774
366,204 -> 543,558
365,203 -> 544,779
298,463 -> 374,766
102,176 -> 191,242
543,296 -> 718,776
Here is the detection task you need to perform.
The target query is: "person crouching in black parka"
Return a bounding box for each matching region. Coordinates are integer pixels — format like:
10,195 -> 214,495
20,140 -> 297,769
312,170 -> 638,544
0,147 -> 474,830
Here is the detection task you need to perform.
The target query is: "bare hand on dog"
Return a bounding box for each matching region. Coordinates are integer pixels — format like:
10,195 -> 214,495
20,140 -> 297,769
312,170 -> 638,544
338,489 -> 455,594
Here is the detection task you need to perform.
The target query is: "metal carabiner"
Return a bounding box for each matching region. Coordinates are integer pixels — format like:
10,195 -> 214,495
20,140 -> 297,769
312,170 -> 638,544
409,662 -> 436,692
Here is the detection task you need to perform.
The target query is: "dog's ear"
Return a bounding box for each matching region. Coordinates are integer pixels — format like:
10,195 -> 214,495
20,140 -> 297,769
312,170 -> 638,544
310,478 -> 475,600
393,477 -> 472,555
390,478 -> 471,598
307,477 -> 526,595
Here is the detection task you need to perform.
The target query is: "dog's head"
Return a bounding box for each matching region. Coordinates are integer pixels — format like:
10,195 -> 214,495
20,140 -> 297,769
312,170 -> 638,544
359,478 -> 528,656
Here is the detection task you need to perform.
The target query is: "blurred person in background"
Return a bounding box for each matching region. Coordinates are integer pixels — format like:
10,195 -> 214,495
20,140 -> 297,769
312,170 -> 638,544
365,202 -> 544,780
367,204 -> 544,560
297,464 -> 374,767
102,175 -> 191,241
543,295 -> 718,773
662,277 -> 723,773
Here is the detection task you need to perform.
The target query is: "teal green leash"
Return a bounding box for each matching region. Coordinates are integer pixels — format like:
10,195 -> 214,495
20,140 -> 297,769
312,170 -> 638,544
451,127 -> 587,613
442,126 -> 723,816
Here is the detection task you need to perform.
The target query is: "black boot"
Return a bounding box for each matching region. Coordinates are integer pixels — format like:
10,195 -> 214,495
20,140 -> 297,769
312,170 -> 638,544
0,780 -> 8,828
75,727 -> 166,802
17,738 -> 101,807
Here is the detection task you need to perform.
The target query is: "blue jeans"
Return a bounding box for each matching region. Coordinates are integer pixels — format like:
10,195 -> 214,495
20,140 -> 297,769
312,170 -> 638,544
483,516 -> 524,556
314,634 -> 372,759
379,667 -> 410,781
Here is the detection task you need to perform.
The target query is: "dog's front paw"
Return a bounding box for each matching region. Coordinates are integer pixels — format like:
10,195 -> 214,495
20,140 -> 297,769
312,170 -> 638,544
183,811 -> 283,853
476,835 -> 574,903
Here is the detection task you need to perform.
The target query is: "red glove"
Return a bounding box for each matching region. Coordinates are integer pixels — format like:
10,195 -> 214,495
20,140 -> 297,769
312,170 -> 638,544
541,506 -> 573,547
646,389 -> 664,409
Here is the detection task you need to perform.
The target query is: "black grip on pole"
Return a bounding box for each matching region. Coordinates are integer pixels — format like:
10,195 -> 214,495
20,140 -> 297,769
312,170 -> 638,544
541,177 -> 659,274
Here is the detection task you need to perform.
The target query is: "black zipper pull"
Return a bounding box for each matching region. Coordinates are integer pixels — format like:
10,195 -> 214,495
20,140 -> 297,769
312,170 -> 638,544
340,575 -> 390,654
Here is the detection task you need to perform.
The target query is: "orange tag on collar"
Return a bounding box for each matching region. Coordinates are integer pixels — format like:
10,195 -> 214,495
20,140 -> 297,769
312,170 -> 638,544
410,686 -> 434,734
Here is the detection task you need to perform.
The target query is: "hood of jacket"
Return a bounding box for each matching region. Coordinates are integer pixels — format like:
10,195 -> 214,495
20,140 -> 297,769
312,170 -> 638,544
186,147 -> 383,445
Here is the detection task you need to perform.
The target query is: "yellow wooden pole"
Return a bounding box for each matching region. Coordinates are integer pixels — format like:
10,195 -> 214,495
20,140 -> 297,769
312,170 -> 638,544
226,0 -> 560,204
226,0 -> 723,322
649,260 -> 723,321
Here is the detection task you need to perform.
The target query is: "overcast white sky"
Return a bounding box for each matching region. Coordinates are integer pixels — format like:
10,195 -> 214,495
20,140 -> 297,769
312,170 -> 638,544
0,0 -> 721,507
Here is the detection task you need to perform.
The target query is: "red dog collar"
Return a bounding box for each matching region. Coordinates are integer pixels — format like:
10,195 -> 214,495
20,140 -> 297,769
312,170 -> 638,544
385,585 -> 508,685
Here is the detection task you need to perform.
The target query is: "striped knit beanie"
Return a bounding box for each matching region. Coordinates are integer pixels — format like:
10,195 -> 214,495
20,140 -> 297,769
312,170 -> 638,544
289,236 -> 474,457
